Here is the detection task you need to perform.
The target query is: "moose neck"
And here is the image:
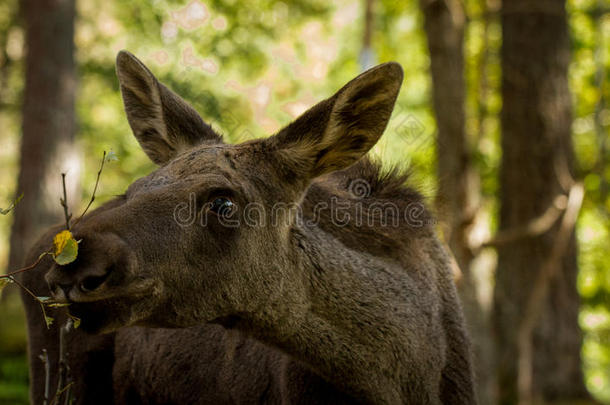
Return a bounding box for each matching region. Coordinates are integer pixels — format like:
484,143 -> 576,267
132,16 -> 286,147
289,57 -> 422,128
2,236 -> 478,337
239,224 -> 436,404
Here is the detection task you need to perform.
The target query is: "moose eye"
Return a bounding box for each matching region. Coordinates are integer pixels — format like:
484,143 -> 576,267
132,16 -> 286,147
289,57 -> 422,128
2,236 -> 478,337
209,197 -> 235,216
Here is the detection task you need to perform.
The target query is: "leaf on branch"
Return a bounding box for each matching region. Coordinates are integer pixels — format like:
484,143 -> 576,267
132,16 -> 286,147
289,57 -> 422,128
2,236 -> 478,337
46,302 -> 71,308
0,277 -> 14,298
53,230 -> 78,265
37,296 -> 52,302
0,193 -> 24,215
105,150 -> 119,162
44,315 -> 54,328
68,313 -> 81,329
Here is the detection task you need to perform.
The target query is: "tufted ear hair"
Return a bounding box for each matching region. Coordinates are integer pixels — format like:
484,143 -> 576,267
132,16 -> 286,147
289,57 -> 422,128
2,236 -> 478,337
116,50 -> 221,165
265,62 -> 403,181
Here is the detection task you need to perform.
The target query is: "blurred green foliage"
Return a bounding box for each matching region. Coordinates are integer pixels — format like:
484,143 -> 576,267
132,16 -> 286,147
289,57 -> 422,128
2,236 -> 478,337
0,0 -> 608,403
0,293 -> 28,405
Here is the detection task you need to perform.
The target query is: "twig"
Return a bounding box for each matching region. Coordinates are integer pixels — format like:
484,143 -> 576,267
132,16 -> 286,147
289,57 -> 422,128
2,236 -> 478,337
3,151 -> 108,281
9,275 -> 53,328
554,151 -> 576,193
62,381 -> 73,405
71,151 -> 106,229
516,183 -> 584,405
473,193 -> 567,252
40,349 -> 50,405
60,173 -> 71,230
52,319 -> 73,405
9,275 -> 40,301
2,251 -> 51,278
49,382 -> 74,405
0,193 -> 23,215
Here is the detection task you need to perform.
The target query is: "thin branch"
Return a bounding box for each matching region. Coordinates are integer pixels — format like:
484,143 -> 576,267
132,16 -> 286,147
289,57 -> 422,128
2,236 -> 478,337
50,382 -> 74,405
473,193 -> 567,251
10,275 -> 40,301
9,275 -> 53,328
62,378 -> 73,405
2,251 -> 51,278
71,151 -> 106,229
53,319 -> 73,405
60,173 -> 71,230
40,349 -> 50,405
554,150 -> 576,193
516,183 -> 584,405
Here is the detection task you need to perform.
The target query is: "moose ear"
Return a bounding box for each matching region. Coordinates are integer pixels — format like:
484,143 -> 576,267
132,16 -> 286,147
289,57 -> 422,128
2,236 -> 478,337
266,62 -> 403,179
115,50 -> 221,165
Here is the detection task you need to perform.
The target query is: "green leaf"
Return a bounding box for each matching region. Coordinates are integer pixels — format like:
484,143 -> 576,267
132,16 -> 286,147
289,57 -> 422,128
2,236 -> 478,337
44,316 -> 54,328
69,314 -> 81,329
37,296 -> 51,302
46,302 -> 71,308
0,277 -> 14,298
0,193 -> 24,215
105,150 -> 118,162
53,230 -> 79,265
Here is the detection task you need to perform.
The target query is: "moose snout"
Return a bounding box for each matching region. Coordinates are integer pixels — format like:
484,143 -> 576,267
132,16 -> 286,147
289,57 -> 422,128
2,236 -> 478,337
46,262 -> 112,302
45,232 -> 131,302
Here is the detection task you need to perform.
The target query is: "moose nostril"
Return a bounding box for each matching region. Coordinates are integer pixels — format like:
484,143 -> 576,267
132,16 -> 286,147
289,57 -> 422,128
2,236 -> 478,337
79,273 -> 110,293
58,283 -> 72,298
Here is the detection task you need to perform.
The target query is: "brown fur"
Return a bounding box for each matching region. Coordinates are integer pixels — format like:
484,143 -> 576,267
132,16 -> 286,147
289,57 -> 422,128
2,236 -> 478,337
21,51 -> 476,404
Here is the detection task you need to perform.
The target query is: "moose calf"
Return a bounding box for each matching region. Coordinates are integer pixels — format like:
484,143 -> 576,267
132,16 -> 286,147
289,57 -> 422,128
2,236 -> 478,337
21,51 -> 476,404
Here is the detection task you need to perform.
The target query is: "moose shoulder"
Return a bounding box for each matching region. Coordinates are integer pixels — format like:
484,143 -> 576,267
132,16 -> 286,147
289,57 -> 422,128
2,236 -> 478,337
22,51 -> 476,404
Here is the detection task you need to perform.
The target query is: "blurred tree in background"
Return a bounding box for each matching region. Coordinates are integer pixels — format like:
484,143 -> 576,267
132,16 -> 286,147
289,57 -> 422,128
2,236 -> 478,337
7,0 -> 78,298
494,0 -> 588,403
0,0 -> 608,404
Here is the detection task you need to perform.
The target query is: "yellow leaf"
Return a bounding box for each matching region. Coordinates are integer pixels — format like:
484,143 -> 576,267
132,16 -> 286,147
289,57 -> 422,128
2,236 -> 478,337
53,230 -> 79,266
53,230 -> 73,256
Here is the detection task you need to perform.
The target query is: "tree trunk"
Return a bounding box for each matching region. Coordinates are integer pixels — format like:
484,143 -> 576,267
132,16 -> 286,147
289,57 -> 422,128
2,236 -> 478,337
7,0 -> 77,277
493,0 -> 590,403
359,0 -> 376,71
419,1 -> 493,403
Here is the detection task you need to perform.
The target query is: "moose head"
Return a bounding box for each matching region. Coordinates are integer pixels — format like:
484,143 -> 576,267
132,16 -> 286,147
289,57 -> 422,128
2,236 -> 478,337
44,51 -> 403,334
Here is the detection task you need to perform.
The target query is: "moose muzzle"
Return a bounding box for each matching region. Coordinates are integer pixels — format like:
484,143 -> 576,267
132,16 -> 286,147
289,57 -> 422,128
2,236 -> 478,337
45,231 -> 133,303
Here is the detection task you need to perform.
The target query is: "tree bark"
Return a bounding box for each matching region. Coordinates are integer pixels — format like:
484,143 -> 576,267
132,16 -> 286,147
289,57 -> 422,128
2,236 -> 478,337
7,0 -> 77,277
493,0 -> 590,403
419,0 -> 473,275
419,1 -> 492,403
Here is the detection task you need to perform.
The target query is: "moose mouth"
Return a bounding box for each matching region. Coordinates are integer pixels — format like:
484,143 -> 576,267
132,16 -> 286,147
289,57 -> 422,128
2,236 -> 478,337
67,295 -> 140,334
